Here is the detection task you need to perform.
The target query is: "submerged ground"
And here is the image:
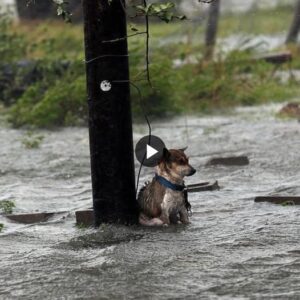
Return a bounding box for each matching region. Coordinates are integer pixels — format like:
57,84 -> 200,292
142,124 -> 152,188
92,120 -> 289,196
0,104 -> 300,299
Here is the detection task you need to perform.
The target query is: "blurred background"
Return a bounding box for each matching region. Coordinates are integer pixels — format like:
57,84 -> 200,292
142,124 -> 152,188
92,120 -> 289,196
0,0 -> 300,127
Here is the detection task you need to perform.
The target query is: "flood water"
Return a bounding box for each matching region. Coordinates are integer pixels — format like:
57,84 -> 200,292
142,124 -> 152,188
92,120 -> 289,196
0,104 -> 300,299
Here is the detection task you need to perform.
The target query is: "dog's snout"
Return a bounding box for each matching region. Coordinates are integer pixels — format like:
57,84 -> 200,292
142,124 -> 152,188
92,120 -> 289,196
188,166 -> 196,176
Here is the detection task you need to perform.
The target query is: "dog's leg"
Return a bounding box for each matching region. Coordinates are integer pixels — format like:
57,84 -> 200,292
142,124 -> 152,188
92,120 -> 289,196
160,195 -> 171,225
139,213 -> 164,226
169,212 -> 180,224
179,207 -> 190,224
159,212 -> 170,225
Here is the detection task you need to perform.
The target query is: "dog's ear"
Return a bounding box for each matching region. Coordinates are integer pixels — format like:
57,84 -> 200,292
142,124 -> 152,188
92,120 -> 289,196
162,147 -> 170,161
179,146 -> 188,152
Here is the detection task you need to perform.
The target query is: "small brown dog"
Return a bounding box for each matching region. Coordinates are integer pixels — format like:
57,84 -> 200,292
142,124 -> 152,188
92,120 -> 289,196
137,147 -> 196,226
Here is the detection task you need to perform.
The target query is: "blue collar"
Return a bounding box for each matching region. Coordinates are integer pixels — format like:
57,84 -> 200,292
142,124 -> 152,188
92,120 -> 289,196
155,174 -> 186,191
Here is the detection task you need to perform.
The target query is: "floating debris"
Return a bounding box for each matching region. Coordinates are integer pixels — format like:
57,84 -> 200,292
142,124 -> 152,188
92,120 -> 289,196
76,209 -> 94,227
6,212 -> 55,224
255,196 -> 300,205
256,51 -> 292,65
206,156 -> 249,166
187,181 -> 220,193
278,102 -> 300,119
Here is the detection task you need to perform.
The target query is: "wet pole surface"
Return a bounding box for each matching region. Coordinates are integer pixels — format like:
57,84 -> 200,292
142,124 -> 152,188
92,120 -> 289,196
82,0 -> 139,225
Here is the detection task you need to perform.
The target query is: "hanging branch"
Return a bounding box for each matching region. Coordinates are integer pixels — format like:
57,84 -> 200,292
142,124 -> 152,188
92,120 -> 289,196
102,31 -> 147,43
34,0 -> 187,89
135,1 -> 186,88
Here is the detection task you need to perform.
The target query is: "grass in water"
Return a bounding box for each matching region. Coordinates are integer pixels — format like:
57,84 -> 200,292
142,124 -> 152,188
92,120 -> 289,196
76,223 -> 91,230
0,200 -> 15,214
281,200 -> 295,206
21,131 -> 44,149
22,137 -> 43,149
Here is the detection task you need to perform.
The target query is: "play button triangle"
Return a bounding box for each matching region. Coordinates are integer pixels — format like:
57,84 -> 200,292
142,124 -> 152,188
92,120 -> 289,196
146,144 -> 158,159
135,135 -> 166,167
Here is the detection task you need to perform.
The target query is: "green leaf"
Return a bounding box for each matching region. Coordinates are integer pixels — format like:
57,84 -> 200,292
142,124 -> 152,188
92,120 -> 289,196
160,3 -> 175,10
134,2 -> 186,23
145,4 -> 153,14
161,12 -> 173,23
57,6 -> 63,16
129,23 -> 139,32
136,5 -> 146,13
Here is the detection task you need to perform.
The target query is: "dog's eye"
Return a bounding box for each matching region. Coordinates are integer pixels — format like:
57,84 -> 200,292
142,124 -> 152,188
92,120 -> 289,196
179,158 -> 185,164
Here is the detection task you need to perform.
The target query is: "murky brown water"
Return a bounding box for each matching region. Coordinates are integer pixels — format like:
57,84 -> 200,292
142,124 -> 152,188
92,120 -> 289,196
1,104 -> 300,299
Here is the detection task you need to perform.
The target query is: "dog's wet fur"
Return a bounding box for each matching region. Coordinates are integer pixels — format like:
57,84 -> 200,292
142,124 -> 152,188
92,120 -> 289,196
137,147 -> 196,226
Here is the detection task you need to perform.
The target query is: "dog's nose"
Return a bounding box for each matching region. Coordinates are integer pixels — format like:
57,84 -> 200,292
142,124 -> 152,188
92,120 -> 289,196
188,167 -> 196,176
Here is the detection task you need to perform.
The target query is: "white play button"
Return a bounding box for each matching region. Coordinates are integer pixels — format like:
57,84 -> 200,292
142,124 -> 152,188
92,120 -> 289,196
146,144 -> 158,159
135,135 -> 166,167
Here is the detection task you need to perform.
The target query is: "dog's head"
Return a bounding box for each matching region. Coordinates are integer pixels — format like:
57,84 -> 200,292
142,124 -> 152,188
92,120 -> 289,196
158,147 -> 196,179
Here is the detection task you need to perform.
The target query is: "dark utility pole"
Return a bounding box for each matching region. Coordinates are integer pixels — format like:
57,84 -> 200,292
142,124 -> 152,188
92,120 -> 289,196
82,0 -> 139,225
205,0 -> 221,60
286,0 -> 300,44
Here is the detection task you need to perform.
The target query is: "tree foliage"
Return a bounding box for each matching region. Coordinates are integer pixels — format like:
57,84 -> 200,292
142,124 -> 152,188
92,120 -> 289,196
135,2 -> 185,23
